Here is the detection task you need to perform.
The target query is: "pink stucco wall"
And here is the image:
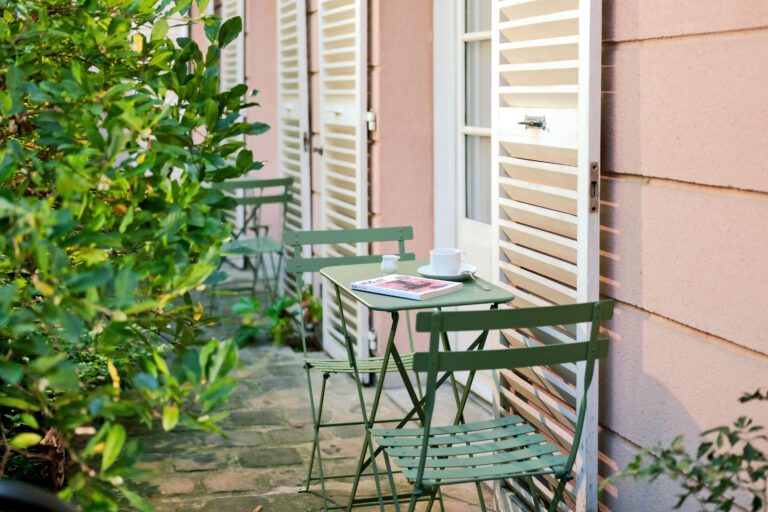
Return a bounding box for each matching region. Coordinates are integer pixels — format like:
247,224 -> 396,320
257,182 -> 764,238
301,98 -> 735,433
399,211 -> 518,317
243,1 -> 281,237
600,1 -> 768,509
369,0 -> 434,355
244,1 -> 278,181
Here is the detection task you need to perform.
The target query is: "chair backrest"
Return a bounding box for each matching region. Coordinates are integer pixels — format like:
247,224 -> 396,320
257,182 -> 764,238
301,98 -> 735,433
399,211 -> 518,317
212,177 -> 293,237
411,300 -> 614,486
283,226 -> 415,353
212,177 -> 293,207
283,226 -> 415,275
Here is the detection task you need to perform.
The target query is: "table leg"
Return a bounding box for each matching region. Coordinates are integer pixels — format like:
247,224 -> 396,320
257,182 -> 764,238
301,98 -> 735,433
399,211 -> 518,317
405,311 -> 424,402
346,309 -> 431,510
346,310 -> 399,509
333,284 -> 386,512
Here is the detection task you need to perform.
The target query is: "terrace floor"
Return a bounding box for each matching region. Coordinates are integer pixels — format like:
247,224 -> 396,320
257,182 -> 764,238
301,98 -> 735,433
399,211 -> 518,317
135,341 -> 496,511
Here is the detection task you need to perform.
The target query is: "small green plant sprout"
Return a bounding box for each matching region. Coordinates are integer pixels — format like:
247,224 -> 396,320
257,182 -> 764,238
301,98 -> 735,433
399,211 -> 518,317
301,285 -> 323,329
231,296 -> 262,345
263,295 -> 297,345
605,388 -> 768,512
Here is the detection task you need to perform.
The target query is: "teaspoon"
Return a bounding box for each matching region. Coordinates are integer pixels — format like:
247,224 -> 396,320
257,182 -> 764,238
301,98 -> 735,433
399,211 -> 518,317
462,270 -> 491,291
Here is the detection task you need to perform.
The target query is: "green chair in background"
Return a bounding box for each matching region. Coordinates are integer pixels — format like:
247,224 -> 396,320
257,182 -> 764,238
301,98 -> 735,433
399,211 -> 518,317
213,177 -> 293,301
284,227 -> 418,509
371,300 -> 615,512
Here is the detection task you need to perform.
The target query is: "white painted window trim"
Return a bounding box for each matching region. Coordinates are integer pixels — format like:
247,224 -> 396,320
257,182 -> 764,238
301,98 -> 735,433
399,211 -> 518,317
432,0 -> 458,251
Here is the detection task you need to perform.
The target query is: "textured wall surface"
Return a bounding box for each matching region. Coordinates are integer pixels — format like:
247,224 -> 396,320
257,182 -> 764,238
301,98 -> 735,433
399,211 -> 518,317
244,0 -> 278,180
600,1 -> 768,509
369,0 -> 435,353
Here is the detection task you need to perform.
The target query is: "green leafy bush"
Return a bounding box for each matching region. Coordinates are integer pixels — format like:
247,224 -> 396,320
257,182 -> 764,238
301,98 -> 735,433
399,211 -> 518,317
263,295 -> 297,346
607,390 -> 768,511
0,0 -> 267,509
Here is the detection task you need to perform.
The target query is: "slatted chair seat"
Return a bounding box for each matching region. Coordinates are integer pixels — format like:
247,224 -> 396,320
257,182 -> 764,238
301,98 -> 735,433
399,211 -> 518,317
305,352 -> 414,374
222,236 -> 282,255
372,415 -> 567,487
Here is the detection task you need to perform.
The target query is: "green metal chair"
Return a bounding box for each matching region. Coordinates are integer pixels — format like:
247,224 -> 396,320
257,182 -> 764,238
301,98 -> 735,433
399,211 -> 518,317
284,227 -> 419,509
371,300 -> 615,512
213,177 -> 293,300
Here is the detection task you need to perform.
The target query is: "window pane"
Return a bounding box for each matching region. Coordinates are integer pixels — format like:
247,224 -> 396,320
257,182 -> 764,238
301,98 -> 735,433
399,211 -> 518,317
465,135 -> 491,224
465,0 -> 491,32
465,39 -> 491,128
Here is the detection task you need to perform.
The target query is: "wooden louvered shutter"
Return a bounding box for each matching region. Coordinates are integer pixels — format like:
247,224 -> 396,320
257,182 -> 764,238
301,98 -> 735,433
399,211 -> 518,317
277,0 -> 311,297
217,0 -> 246,229
317,0 -> 369,363
218,0 -> 244,93
166,14 -> 188,42
491,0 -> 601,510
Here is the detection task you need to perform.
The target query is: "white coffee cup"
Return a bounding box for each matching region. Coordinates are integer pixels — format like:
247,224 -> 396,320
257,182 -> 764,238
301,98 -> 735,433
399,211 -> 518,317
429,248 -> 467,275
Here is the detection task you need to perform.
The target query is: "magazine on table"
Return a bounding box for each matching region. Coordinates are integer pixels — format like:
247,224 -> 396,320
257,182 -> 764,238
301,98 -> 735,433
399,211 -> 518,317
350,274 -> 463,301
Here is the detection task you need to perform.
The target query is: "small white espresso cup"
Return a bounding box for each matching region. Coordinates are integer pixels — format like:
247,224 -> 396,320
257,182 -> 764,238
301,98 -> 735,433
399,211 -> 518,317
429,248 -> 467,275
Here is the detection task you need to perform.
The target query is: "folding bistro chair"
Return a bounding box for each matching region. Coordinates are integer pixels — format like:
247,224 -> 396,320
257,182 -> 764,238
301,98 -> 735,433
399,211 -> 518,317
212,177 -> 292,301
283,227 -> 419,509
371,300 -> 614,512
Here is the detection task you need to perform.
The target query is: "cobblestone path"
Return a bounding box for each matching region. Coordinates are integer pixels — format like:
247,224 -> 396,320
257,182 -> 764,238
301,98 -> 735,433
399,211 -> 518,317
135,343 -> 495,511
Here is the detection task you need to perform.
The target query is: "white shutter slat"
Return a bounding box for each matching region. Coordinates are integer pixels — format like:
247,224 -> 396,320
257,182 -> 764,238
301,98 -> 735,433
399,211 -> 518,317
278,0 -> 312,296
492,0 -> 601,510
318,0 -> 369,367
216,0 -> 245,231
500,220 -> 577,263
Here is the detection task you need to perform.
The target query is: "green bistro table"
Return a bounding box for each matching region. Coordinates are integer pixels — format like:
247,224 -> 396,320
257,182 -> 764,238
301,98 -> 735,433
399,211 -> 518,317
319,260 -> 514,511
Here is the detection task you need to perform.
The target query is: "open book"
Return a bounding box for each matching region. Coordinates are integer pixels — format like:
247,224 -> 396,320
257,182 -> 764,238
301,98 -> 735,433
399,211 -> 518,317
350,274 -> 463,301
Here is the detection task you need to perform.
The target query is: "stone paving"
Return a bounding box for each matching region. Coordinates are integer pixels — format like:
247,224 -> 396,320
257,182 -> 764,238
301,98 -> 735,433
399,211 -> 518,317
135,341 -> 497,511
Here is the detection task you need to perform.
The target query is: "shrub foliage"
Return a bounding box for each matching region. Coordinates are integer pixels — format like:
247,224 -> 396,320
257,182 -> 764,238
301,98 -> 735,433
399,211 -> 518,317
0,0 -> 265,509
608,390 -> 767,511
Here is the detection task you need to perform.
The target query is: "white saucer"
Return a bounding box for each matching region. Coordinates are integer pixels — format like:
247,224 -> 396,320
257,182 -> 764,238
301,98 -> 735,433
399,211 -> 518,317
417,263 -> 478,281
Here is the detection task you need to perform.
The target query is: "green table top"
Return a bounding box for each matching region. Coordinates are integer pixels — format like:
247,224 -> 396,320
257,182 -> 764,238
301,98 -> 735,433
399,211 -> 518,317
320,260 -> 515,312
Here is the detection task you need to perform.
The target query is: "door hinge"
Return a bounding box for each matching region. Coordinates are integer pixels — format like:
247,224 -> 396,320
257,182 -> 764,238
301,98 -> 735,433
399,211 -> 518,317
589,162 -> 600,213
302,131 -> 310,152
366,110 -> 376,132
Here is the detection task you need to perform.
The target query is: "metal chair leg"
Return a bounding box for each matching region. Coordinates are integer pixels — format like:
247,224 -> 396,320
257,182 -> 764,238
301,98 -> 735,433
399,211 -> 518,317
383,451 -> 401,512
426,488 -> 438,511
303,372 -> 329,492
437,488 -> 446,512
548,477 -> 568,512
476,481 -> 489,512
407,488 -> 420,512
526,476 -> 541,511
300,366 -> 330,510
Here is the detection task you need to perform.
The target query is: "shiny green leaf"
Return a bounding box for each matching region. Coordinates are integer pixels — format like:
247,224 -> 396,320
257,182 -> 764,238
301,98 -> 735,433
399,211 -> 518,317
162,404 -> 179,431
101,424 -> 126,472
10,432 -> 42,449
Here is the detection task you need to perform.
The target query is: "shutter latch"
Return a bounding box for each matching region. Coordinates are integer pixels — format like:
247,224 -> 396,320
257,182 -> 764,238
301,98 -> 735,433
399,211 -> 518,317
302,131 -> 310,153
590,162 -> 600,213
518,115 -> 546,130
366,110 -> 376,132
